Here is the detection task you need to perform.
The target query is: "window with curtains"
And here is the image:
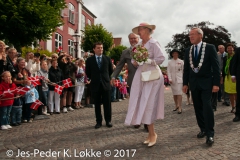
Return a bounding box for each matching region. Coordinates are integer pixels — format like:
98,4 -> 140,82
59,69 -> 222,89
55,33 -> 62,49
68,3 -> 75,24
68,40 -> 74,55
81,14 -> 86,30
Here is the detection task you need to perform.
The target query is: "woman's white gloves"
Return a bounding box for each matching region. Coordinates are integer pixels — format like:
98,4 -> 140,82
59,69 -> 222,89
131,59 -> 153,66
144,59 -> 152,65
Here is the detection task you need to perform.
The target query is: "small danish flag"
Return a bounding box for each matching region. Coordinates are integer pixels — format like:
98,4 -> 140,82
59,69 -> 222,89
28,77 -> 37,81
30,100 -> 44,110
56,46 -> 62,53
54,85 -> 64,95
35,76 -> 45,80
0,89 -> 15,98
62,78 -> 73,88
15,87 -> 30,95
31,80 -> 41,87
114,80 -> 120,87
28,76 -> 41,86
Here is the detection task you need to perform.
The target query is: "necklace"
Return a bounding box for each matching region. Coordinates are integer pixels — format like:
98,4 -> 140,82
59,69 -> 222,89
189,42 -> 206,73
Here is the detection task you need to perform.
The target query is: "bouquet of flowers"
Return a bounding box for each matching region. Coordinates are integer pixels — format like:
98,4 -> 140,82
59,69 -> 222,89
131,45 -> 149,63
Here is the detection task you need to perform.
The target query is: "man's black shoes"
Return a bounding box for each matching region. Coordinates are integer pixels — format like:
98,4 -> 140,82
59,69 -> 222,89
106,122 -> 113,128
206,137 -> 214,146
95,123 -> 102,129
197,131 -> 206,138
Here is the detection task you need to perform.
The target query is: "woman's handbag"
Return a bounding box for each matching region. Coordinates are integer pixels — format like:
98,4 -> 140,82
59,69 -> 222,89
141,64 -> 160,82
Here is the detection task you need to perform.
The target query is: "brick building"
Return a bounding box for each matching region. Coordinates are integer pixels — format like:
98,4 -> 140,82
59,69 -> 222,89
39,0 -> 96,58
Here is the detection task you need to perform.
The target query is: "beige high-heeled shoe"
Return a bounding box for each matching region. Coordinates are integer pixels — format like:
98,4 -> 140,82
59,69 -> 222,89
143,139 -> 150,144
148,133 -> 157,147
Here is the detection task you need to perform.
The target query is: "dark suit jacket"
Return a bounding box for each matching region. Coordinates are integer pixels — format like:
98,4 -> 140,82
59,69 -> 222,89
111,48 -> 137,87
86,55 -> 113,92
183,43 -> 220,91
231,47 -> 240,79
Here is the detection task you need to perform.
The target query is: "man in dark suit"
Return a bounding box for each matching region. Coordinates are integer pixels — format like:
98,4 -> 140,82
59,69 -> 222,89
86,42 -> 113,129
183,27 -> 220,146
231,47 -> 240,122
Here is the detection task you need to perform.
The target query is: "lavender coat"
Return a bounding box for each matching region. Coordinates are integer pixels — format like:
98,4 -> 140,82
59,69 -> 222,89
125,38 -> 165,125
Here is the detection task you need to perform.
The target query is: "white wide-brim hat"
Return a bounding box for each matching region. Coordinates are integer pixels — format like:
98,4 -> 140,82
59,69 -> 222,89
132,22 -> 156,35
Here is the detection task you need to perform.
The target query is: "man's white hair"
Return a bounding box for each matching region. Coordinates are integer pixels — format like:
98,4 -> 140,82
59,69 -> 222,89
191,27 -> 204,37
128,33 -> 139,38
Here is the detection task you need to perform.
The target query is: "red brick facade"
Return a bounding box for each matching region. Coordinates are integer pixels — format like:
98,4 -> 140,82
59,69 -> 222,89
39,0 -> 96,58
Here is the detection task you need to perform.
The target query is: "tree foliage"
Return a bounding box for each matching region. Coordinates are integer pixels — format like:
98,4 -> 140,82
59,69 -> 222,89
0,0 -> 66,50
108,45 -> 127,64
81,24 -> 113,55
165,21 -> 237,59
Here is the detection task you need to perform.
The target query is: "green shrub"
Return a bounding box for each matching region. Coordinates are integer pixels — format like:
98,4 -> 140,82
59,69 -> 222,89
21,47 -> 55,58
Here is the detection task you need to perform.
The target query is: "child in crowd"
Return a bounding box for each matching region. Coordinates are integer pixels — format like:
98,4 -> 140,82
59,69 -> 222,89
11,96 -> 23,126
37,61 -> 50,115
23,81 -> 39,123
121,74 -> 128,99
0,71 -> 17,130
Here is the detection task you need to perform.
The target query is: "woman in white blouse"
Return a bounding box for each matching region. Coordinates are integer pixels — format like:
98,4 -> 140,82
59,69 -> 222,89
167,50 -> 184,114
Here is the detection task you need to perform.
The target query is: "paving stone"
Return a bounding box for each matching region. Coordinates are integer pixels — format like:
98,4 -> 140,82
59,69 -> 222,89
0,88 -> 240,159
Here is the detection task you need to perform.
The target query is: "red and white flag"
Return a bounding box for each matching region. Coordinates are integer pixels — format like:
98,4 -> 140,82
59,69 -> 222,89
28,77 -> 38,81
62,78 -> 72,88
30,100 -> 43,110
114,80 -> 120,87
36,76 -> 45,80
30,80 -> 41,87
0,89 -> 16,98
54,85 -> 64,95
28,76 -> 41,86
15,87 -> 30,95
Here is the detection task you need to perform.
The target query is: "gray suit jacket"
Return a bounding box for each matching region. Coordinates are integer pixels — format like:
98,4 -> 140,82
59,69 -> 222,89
112,48 -> 137,88
217,53 -> 223,73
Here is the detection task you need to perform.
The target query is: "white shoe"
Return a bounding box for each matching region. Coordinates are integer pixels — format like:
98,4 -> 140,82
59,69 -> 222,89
42,111 -> 50,116
6,125 -> 12,129
1,125 -> 8,130
28,119 -> 33,123
63,107 -> 68,113
68,107 -> 74,111
23,120 -> 27,123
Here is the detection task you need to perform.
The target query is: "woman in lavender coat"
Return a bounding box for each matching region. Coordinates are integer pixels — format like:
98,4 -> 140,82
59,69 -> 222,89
125,23 -> 165,147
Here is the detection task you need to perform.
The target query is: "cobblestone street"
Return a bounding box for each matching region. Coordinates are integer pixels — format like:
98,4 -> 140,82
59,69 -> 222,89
0,87 -> 240,160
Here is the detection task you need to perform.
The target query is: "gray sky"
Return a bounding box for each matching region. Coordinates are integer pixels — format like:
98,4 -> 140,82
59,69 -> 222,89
84,0 -> 240,66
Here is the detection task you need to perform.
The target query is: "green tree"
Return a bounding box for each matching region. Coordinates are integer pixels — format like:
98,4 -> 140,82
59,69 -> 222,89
81,24 -> 113,55
165,21 -> 237,59
108,45 -> 127,63
0,0 -> 65,50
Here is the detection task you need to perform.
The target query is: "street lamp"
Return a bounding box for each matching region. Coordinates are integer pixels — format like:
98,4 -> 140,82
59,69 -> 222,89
72,29 -> 80,58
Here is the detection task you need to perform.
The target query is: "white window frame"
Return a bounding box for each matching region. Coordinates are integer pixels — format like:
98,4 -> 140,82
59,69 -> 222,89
81,14 -> 86,30
68,39 -> 74,55
55,33 -> 62,49
68,3 -> 75,24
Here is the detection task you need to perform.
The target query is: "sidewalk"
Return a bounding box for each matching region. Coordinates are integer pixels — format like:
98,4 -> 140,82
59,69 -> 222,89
0,87 -> 240,159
